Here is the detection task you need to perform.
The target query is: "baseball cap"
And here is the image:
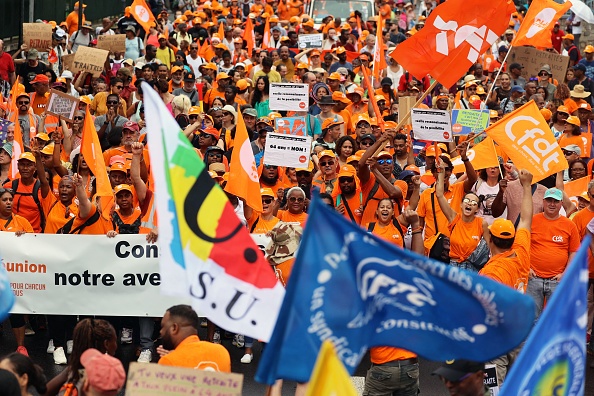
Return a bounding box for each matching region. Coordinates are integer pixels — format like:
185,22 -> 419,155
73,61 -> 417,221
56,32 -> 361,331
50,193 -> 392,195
398,170 -> 417,180
36,133 -> 50,141
216,72 -> 230,81
322,117 -> 344,130
114,184 -> 133,195
489,218 -> 515,239
80,348 -> 126,393
510,86 -> 525,93
585,45 -> 594,54
432,360 -> 484,382
377,151 -> 392,159
27,49 -> 39,60
242,107 -> 258,117
260,187 -> 275,198
327,72 -> 342,81
61,70 -> 74,79
332,91 -> 350,104
202,126 -> 221,140
110,162 -> 128,173
564,144 -> 581,155
31,74 -> 49,84
573,63 -> 587,72
337,164 -> 357,178
184,72 -> 196,82
359,133 -> 376,143
296,160 -> 315,173
556,105 -> 570,115
170,65 -> 183,74
40,143 -> 55,155
18,152 -> 36,163
566,115 -> 581,126
562,33 -> 575,40
122,121 -> 139,132
543,188 -> 563,201
318,149 -> 336,159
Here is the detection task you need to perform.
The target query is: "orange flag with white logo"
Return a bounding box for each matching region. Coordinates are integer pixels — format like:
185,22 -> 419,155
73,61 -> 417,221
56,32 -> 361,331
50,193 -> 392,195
262,17 -> 271,50
80,107 -> 112,198
373,16 -> 387,81
391,0 -> 515,88
451,137 -> 500,173
512,0 -> 572,49
486,100 -> 568,183
245,17 -> 255,58
564,176 -> 589,198
225,110 -> 263,212
130,0 -> 156,33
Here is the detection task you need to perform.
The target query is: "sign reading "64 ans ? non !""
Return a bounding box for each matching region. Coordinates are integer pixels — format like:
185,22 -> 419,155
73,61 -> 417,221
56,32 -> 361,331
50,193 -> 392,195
269,83 -> 310,112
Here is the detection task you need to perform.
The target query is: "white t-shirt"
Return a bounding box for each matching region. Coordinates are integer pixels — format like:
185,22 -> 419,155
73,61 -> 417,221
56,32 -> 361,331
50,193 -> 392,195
125,37 -> 144,61
573,15 -> 583,35
186,55 -> 204,76
472,179 -> 506,225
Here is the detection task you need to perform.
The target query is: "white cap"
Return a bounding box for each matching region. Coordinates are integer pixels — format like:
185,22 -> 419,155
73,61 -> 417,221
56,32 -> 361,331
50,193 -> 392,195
61,70 -> 73,79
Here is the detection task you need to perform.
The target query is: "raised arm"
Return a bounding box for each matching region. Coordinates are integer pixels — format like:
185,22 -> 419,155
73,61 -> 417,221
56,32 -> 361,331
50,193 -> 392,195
358,131 -> 393,185
517,169 -> 534,231
490,179 -> 507,218
435,163 -> 457,223
458,140 -> 477,193
130,142 -> 147,204
74,173 -> 92,219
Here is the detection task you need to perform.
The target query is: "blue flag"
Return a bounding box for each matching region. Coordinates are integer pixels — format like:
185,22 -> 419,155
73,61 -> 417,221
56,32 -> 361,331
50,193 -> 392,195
501,235 -> 590,396
0,255 -> 14,322
256,197 -> 536,385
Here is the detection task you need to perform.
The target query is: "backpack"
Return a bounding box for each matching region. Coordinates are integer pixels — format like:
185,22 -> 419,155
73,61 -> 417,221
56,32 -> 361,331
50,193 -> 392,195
11,179 -> 45,232
57,209 -> 100,234
112,211 -> 141,234
367,218 -> 404,240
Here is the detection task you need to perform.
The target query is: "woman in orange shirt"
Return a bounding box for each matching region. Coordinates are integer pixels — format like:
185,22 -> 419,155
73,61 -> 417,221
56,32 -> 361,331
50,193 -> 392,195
435,164 -> 489,272
276,187 -> 308,228
559,116 -> 591,157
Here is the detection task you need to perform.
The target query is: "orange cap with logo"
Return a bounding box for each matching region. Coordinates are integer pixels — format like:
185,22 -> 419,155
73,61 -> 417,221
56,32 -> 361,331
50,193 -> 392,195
489,218 -> 516,239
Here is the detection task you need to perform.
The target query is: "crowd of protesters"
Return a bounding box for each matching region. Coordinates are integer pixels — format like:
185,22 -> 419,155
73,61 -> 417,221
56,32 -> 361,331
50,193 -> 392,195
0,0 -> 593,395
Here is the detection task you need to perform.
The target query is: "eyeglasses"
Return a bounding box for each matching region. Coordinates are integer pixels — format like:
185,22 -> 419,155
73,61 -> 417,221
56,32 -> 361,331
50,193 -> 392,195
377,159 -> 393,165
538,72 -> 549,77
264,164 -> 278,169
106,100 -> 119,105
73,116 -> 84,121
463,198 -> 479,206
113,85 -> 124,89
223,112 -> 232,116
288,196 -> 304,203
339,176 -> 354,183
17,101 -> 29,105
571,167 -> 586,172
190,46 -> 199,49
320,161 -> 334,167
262,198 -> 273,204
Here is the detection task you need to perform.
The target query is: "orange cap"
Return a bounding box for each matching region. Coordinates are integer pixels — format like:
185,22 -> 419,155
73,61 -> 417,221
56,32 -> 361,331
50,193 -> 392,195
114,184 -> 133,195
489,218 -> 516,239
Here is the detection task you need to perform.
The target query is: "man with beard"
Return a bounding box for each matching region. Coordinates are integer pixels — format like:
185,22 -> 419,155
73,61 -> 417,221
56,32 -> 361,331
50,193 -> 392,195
329,47 -> 352,72
103,121 -> 149,171
242,107 -> 258,139
391,132 -> 423,178
158,304 -> 231,371
173,72 -> 199,106
296,161 -> 314,199
168,66 -> 184,92
260,163 -> 284,197
334,164 -> 364,225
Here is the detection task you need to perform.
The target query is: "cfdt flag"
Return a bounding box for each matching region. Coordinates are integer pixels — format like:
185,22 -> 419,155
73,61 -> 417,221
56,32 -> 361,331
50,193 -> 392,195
512,0 -> 572,49
143,83 -> 284,343
501,235 -> 590,396
256,197 -> 536,384
391,0 -> 515,88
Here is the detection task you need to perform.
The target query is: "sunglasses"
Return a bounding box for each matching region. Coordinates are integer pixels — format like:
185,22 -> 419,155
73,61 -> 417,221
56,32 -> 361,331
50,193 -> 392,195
339,176 -> 354,183
538,72 -> 549,77
211,107 -> 223,111
562,150 -> 576,155
189,114 -> 199,119
113,85 -> 124,89
107,100 -> 119,105
223,112 -> 232,116
320,161 -> 334,167
200,133 -> 214,139
359,140 -> 373,146
463,198 -> 479,206
190,46 -> 199,49
0,188 -> 14,194
17,101 -> 29,105
296,171 -> 311,177
73,116 -> 84,121
288,196 -> 304,203
377,159 -> 393,165
264,164 -> 278,169
262,198 -> 273,204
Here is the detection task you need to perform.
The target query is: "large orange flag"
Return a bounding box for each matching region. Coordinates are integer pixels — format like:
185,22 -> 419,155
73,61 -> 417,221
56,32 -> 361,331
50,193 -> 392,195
565,176 -> 589,198
392,0 -> 515,88
130,0 -> 156,33
512,0 -> 571,49
245,17 -> 255,58
486,100 -> 568,183
80,107 -> 112,198
218,22 -> 225,41
373,15 -> 387,81
225,110 -> 263,212
262,17 -> 271,50
451,137 -> 499,173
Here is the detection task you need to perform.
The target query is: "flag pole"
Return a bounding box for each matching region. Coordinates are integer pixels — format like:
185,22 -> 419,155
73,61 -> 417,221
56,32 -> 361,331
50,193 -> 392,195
372,79 -> 439,156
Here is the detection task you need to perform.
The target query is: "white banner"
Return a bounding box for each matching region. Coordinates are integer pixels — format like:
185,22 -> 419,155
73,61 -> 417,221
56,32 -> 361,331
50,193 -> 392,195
411,108 -> 453,142
264,133 -> 312,168
3,234 -> 189,316
269,83 -> 309,112
297,33 -> 323,49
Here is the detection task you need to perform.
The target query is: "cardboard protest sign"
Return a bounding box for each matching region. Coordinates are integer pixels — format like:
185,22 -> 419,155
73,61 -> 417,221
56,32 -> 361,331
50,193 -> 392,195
451,109 -> 490,134
46,90 -> 79,122
264,133 -> 312,167
72,46 -> 109,77
508,46 -> 569,82
61,53 -> 75,72
23,23 -> 53,51
269,83 -> 309,112
275,116 -> 307,136
126,362 -> 244,396
298,33 -> 324,49
97,34 -> 126,53
398,96 -> 416,124
411,108 -> 453,142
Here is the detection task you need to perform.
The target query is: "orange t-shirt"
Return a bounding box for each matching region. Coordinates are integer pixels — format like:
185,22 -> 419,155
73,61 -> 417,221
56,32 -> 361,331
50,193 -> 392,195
335,192 -> 363,225
158,335 -> 231,372
361,174 -> 408,226
275,257 -> 295,287
558,133 -> 592,158
0,215 -> 34,232
370,347 -> 417,365
42,193 -> 78,234
203,88 -> 226,107
479,228 -> 530,293
260,181 -> 283,197
70,204 -> 112,235
277,210 -> 307,228
366,221 -> 405,248
448,214 -> 484,262
530,213 -> 580,278
572,207 -> 594,277
113,208 -> 144,234
247,212 -> 280,234
31,93 -> 49,116
4,179 -> 43,233
417,183 -> 465,241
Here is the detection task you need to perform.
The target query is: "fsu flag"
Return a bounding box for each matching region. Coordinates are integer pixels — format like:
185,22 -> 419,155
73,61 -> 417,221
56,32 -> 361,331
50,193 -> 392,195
391,0 -> 515,88
512,0 -> 572,48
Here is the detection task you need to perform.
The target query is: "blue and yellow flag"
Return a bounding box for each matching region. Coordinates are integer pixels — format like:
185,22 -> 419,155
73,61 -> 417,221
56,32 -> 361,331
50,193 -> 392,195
256,196 -> 536,384
306,341 -> 357,396
143,83 -> 284,342
501,236 -> 590,395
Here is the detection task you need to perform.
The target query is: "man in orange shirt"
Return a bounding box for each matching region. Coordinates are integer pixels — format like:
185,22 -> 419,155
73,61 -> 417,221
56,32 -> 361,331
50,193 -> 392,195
29,74 -> 50,116
66,1 -> 86,35
527,188 -> 580,319
158,305 -> 231,372
479,169 -> 532,386
333,164 -> 362,224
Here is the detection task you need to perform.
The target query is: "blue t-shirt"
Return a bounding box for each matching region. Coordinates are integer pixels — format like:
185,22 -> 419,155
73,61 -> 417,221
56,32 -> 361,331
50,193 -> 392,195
578,59 -> 594,80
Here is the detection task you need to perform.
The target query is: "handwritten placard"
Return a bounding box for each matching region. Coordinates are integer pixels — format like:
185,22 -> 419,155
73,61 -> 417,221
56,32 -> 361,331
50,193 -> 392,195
97,34 -> 126,53
72,46 -> 109,77
61,53 -> 75,73
46,90 -> 79,122
508,46 -> 569,82
126,362 -> 243,396
23,23 -> 53,51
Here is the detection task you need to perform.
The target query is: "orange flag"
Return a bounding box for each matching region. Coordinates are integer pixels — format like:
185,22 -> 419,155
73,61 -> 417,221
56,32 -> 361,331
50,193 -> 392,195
80,107 -> 112,198
485,100 -> 567,183
451,137 -> 500,173
360,66 -> 384,131
373,15 -> 387,81
130,0 -> 156,33
8,112 -> 23,179
218,22 -> 225,41
224,110 -> 263,213
512,0 -> 571,49
262,17 -> 271,50
198,38 -> 208,58
392,0 -> 515,88
245,17 -> 255,58
565,176 -> 589,198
